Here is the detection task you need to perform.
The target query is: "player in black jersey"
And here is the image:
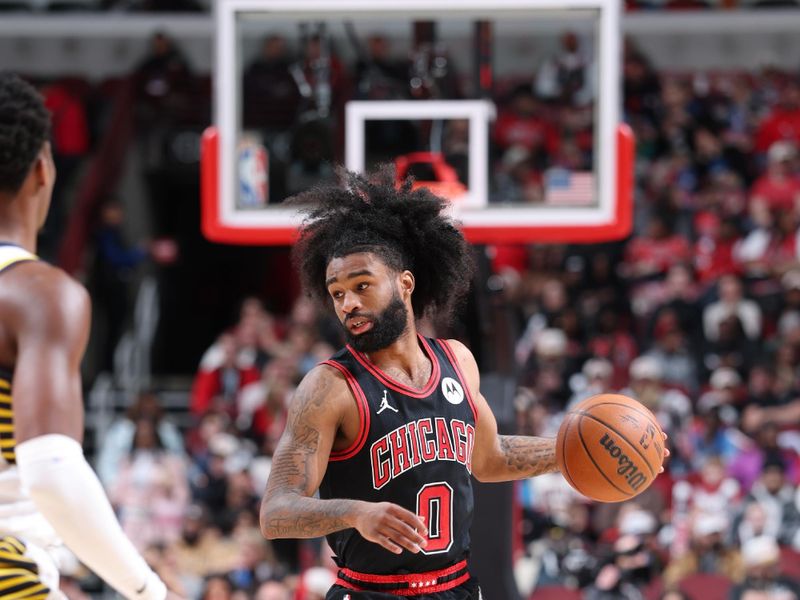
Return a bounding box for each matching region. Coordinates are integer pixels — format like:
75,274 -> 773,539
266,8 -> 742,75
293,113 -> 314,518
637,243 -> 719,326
260,168 -> 568,599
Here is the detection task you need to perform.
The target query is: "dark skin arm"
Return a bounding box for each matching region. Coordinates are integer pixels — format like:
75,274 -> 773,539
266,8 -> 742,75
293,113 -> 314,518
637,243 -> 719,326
260,365 -> 429,554
4,264 -> 186,600
447,340 -> 669,481
444,340 -> 559,482
2,262 -> 89,444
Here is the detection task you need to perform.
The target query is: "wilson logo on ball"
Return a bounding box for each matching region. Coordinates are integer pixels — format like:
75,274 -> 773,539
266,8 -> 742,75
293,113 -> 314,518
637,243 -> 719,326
598,433 -> 647,491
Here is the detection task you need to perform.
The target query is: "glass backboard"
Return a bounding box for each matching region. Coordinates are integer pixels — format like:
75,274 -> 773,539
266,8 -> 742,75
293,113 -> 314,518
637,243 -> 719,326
202,0 -> 632,244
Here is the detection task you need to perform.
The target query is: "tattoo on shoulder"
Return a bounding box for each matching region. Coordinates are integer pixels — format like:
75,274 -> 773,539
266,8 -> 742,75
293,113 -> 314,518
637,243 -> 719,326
266,371 -> 331,495
261,370 -> 359,539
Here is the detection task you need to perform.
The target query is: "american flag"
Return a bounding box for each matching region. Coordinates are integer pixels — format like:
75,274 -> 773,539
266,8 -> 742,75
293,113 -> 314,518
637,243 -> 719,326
544,168 -> 595,206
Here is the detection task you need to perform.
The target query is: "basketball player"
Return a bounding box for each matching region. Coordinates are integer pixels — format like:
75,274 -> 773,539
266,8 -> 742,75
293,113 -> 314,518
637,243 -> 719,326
0,72 -> 176,599
262,168 -> 631,599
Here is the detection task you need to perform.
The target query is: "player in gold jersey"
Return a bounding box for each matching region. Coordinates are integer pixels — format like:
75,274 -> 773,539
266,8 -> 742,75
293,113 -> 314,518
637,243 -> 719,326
0,72 -> 179,600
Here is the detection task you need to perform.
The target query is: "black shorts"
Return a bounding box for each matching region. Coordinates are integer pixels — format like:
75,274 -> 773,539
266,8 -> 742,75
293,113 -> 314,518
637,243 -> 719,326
325,577 -> 482,599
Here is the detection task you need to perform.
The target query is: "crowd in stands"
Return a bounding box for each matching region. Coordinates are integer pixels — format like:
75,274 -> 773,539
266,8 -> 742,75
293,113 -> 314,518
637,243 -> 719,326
20,16 -> 800,600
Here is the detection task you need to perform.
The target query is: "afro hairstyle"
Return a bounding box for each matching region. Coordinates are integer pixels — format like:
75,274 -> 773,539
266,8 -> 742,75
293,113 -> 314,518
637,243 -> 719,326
290,167 -> 475,323
0,73 -> 51,195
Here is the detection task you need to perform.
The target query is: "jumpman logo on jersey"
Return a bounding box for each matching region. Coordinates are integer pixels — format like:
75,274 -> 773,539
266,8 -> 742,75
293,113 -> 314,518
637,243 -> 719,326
377,390 -> 398,414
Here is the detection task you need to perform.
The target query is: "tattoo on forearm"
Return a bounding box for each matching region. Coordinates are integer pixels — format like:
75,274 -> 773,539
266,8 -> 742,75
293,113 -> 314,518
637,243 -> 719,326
262,372 -> 355,539
263,498 -> 353,538
498,435 -> 558,478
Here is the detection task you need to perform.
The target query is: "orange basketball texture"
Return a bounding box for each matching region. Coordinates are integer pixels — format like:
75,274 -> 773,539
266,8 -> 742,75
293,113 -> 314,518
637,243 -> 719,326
556,394 -> 665,503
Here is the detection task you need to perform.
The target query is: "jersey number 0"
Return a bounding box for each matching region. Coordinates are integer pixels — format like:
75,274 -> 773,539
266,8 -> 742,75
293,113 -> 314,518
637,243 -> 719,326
416,482 -> 453,554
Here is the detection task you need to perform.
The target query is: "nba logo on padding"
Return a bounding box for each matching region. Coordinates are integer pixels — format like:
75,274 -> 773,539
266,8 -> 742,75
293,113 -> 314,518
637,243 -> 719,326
441,377 -> 464,405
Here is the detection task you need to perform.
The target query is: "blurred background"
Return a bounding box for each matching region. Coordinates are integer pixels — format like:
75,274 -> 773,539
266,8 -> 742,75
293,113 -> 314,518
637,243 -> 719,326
3,1 -> 800,599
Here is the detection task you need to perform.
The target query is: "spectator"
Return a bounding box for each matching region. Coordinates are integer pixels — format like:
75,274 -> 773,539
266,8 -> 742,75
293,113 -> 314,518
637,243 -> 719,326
243,35 -> 301,132
134,31 -> 192,104
289,33 -> 348,121
663,513 -> 743,589
96,390 -> 184,488
200,574 -> 234,600
584,534 -> 659,600
516,277 -> 567,358
620,356 -> 692,439
519,327 -> 577,407
682,396 -> 742,471
641,322 -> 699,395
169,505 -> 241,597
236,357 -> 294,443
298,567 -> 336,600
493,85 -> 560,166
647,263 -> 702,346
755,80 -> 800,153
38,79 -> 90,260
255,580 -> 291,600
190,333 -> 261,416
535,31 -> 594,107
354,34 -> 409,100
729,422 -> 800,491
108,418 -> 190,550
533,499 -> 598,589
623,39 -> 662,125
568,357 -> 614,409
742,363 -> 782,411
88,199 -> 150,372
703,275 -> 763,342
694,216 -> 744,287
733,502 -> 772,546
684,455 -> 742,520
709,366 -> 746,408
492,145 -> 544,204
729,536 -> 800,600
622,214 -> 693,284
285,119 -> 337,196
750,141 -> 800,218
701,313 -> 762,376
592,498 -> 667,548
586,305 -> 639,390
737,456 -> 800,547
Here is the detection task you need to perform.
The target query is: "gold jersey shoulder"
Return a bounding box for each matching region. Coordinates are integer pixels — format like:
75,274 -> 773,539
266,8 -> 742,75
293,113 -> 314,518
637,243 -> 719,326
0,245 -> 37,274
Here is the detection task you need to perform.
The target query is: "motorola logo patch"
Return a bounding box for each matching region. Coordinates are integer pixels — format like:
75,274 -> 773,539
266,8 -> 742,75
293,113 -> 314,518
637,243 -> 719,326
441,377 -> 464,405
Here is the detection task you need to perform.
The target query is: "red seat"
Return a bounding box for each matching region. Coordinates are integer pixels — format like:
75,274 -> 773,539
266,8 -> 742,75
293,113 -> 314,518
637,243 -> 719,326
678,573 -> 733,600
529,586 -> 583,600
779,545 -> 800,579
643,576 -> 664,600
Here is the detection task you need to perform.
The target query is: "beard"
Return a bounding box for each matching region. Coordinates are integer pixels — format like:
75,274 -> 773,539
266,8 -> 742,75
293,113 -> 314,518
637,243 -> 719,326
345,293 -> 409,353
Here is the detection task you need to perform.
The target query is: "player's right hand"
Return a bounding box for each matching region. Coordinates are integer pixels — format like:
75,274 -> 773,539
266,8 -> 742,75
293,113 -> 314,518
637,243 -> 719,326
354,502 -> 429,555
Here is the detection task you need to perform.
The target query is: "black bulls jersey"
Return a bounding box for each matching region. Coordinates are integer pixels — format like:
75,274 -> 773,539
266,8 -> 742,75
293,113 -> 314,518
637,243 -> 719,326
319,336 -> 477,575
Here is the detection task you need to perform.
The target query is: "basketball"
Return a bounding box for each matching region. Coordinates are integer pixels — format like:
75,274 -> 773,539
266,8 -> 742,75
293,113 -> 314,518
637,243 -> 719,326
556,394 -> 665,503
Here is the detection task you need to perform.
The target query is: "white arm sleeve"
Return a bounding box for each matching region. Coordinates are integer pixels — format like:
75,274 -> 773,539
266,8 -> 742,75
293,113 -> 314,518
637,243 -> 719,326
16,434 -> 167,600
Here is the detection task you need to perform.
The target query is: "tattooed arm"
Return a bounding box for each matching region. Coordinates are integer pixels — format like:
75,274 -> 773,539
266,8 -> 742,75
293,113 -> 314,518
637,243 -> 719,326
445,339 -> 559,482
260,365 -> 428,554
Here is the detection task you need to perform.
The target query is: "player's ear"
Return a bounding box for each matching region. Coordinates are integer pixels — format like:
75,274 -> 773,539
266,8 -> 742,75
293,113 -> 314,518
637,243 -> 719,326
399,270 -> 415,298
33,142 -> 56,191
